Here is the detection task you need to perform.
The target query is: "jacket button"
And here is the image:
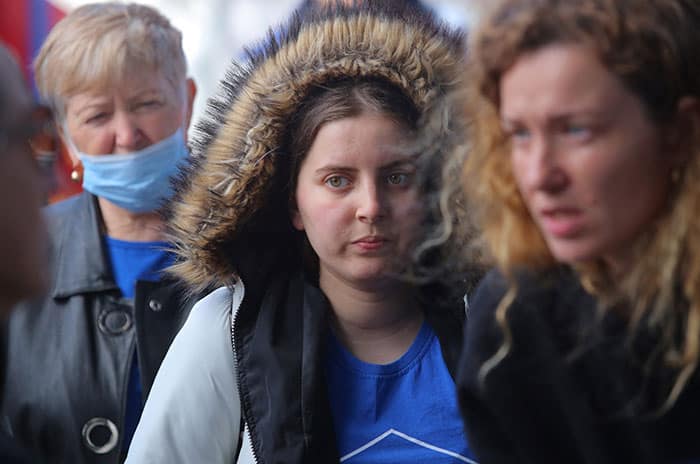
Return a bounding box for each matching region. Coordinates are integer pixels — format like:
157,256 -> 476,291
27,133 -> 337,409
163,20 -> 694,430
82,417 -> 119,455
148,299 -> 163,312
98,309 -> 133,336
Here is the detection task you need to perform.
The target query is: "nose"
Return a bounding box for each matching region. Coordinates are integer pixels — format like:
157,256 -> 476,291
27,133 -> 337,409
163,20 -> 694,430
514,134 -> 568,194
112,112 -> 143,153
355,180 -> 386,224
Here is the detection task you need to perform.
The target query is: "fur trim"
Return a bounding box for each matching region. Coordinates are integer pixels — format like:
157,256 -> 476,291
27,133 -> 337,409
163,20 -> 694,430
168,2 -> 465,291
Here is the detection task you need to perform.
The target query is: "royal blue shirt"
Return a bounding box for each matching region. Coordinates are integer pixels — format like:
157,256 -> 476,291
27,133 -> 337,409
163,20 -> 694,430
104,237 -> 175,454
325,321 -> 477,463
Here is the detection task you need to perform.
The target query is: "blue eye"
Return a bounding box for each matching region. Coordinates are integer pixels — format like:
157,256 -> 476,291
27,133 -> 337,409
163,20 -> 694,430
502,123 -> 531,144
510,127 -> 531,140
325,176 -> 350,188
565,124 -> 591,138
387,173 -> 410,186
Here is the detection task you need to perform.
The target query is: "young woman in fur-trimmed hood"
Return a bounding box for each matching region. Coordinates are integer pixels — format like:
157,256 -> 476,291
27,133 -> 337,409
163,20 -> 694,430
126,2 -> 479,463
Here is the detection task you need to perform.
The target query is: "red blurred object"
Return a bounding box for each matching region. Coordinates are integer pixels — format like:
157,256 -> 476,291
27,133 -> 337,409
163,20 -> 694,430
1,0 -> 82,203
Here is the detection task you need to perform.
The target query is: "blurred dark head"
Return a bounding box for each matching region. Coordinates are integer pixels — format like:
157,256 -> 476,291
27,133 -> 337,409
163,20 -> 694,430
0,46 -> 51,316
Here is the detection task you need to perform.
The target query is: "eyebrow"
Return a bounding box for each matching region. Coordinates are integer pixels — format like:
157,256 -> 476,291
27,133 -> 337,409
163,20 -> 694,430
380,159 -> 416,171
502,109 -> 609,127
127,88 -> 164,100
74,101 -> 110,119
313,159 -> 416,176
73,88 -> 166,117
314,165 -> 357,176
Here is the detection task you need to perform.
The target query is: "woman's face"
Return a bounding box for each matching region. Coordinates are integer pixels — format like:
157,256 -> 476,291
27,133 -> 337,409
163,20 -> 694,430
63,67 -> 192,156
292,113 -> 421,291
500,44 -> 673,270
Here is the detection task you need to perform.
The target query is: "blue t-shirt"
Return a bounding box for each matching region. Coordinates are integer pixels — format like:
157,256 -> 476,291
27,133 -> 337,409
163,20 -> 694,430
104,237 -> 175,454
325,321 -> 477,463
105,237 -> 175,298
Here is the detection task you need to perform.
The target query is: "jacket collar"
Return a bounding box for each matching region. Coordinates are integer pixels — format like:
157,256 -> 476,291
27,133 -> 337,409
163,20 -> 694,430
51,193 -> 118,299
234,269 -> 338,463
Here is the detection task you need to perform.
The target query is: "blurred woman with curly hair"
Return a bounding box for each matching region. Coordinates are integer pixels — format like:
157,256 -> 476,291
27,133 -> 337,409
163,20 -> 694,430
456,0 -> 700,462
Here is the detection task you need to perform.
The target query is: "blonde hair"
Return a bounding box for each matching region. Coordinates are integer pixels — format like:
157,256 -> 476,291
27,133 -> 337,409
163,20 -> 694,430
33,2 -> 187,121
463,0 -> 700,410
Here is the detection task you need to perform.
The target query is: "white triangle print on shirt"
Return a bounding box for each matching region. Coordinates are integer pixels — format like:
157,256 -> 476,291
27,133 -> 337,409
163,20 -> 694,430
339,428 -> 478,463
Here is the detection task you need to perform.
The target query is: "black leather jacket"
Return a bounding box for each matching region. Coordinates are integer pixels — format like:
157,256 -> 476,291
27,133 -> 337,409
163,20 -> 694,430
1,193 -> 197,464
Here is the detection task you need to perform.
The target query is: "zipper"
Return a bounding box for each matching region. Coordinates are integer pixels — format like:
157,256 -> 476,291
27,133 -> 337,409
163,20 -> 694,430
229,278 -> 262,464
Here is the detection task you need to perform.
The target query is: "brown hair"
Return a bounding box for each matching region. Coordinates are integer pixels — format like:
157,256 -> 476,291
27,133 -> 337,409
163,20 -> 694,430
463,0 -> 700,408
287,77 -> 419,193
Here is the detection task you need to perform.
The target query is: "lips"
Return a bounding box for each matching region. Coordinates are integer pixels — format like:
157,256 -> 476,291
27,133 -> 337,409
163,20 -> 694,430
538,207 -> 585,238
352,235 -> 389,251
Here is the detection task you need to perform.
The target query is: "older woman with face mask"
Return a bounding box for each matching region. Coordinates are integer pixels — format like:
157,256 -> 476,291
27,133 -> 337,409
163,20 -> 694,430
1,4 -> 199,464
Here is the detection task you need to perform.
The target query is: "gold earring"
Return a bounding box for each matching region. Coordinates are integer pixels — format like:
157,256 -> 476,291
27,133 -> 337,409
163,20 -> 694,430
70,169 -> 82,183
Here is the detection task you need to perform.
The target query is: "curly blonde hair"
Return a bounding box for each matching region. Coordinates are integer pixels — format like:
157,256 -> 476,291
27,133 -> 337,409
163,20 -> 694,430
463,0 -> 700,408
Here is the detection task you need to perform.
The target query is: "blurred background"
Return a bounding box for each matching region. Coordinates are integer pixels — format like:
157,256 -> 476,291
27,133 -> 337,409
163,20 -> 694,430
1,0 -> 480,201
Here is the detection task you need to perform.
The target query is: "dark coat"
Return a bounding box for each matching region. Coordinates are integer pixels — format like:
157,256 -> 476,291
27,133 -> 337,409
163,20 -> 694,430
457,269 -> 700,464
1,193 -> 197,464
0,432 -> 39,464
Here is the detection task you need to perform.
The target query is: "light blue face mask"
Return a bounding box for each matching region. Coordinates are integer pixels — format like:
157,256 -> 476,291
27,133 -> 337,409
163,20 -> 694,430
71,128 -> 189,213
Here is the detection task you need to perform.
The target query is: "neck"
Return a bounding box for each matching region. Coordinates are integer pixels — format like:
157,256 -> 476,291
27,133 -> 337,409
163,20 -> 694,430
98,197 -> 165,242
320,269 -> 424,364
601,243 -> 638,282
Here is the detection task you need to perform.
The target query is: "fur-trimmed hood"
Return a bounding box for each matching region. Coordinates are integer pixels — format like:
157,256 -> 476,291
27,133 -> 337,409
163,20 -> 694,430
168,1 -> 465,291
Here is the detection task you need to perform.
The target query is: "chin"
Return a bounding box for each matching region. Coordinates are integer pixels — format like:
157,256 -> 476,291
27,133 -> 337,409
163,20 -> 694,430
350,269 -> 400,288
546,240 -> 603,266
